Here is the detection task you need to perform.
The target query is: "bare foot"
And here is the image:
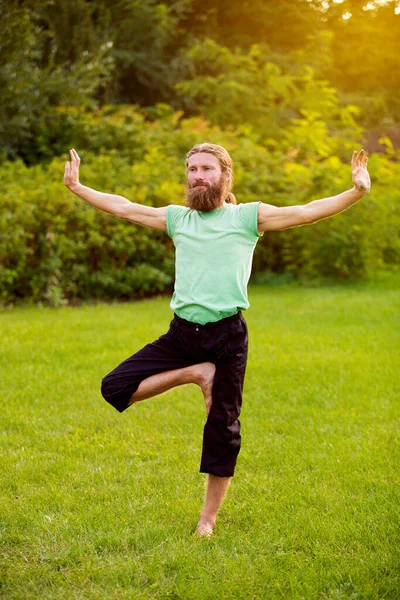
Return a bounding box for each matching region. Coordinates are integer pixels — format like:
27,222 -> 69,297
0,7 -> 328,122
192,362 -> 216,417
195,519 -> 214,538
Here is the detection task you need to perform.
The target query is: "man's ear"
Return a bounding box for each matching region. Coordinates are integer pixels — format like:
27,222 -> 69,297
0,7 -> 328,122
225,168 -> 232,182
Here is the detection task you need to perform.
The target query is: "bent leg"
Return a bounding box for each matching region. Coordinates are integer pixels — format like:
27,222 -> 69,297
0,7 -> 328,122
101,325 -> 216,414
129,362 -> 216,416
101,328 -> 192,412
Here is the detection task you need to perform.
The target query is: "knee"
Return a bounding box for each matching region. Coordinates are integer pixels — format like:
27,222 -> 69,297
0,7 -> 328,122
101,375 -> 113,402
100,375 -> 130,413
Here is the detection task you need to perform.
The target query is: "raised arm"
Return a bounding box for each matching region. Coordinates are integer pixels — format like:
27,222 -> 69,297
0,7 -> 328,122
257,149 -> 371,233
64,149 -> 167,232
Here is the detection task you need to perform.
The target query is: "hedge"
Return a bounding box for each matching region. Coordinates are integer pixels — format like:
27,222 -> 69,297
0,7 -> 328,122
1,107 -> 399,305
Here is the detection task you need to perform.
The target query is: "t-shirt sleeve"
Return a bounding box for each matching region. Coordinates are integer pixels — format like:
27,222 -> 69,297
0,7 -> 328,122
166,205 -> 183,238
238,202 -> 263,238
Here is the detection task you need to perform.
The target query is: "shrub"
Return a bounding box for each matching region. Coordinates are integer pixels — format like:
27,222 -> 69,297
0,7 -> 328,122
1,109 -> 399,305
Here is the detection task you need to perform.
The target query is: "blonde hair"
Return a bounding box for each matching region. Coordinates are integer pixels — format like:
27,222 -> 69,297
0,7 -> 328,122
186,143 -> 237,204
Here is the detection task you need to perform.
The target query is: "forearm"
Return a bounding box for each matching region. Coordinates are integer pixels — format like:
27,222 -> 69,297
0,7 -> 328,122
305,186 -> 366,224
68,183 -> 130,218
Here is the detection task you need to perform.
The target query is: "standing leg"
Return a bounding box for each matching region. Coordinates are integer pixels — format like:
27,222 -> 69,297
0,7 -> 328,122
196,314 -> 249,535
196,475 -> 231,537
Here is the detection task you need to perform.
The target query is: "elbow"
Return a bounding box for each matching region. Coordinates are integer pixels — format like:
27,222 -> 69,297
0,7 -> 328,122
114,198 -> 132,220
115,207 -> 127,220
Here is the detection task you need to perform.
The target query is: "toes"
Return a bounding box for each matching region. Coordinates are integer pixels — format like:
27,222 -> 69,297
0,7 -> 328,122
195,522 -> 214,537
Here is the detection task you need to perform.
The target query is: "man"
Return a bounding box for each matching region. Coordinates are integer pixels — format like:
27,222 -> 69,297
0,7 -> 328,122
64,143 -> 370,536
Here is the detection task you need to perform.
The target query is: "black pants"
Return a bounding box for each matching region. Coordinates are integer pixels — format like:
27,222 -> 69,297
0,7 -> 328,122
101,312 -> 248,477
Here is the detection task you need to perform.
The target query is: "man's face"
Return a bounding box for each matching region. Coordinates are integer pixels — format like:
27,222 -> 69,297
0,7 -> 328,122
186,152 -> 228,212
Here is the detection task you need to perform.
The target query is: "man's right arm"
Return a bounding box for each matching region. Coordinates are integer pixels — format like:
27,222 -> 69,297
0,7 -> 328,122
64,149 -> 167,232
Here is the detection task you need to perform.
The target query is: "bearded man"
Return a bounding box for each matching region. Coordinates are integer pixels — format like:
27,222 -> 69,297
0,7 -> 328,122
64,143 -> 371,537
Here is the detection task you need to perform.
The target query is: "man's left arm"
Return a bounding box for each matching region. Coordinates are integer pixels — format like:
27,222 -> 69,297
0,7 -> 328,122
257,150 -> 371,233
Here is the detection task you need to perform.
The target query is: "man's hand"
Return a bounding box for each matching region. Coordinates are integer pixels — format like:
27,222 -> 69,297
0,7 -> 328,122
62,148 -> 168,231
64,149 -> 81,191
258,149 -> 372,232
352,149 -> 371,194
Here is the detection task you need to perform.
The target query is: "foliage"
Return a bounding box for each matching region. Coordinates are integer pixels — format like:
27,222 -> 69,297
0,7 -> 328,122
1,107 -> 399,305
1,0 -> 400,166
320,1 -> 400,122
0,154 -> 175,306
1,1 -> 400,303
176,40 -> 363,159
0,0 -> 113,165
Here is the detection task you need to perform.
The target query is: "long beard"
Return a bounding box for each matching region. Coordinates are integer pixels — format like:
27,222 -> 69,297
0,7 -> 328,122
186,178 -> 227,212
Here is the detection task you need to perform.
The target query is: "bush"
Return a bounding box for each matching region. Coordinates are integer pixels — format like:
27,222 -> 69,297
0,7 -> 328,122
1,108 -> 399,305
0,158 -> 175,306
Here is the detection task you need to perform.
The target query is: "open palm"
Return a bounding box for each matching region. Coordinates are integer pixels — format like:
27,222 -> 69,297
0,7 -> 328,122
352,149 -> 371,193
64,149 -> 81,190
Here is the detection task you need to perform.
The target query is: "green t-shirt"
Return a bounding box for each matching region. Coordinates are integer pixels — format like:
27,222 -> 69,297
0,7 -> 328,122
166,202 -> 262,324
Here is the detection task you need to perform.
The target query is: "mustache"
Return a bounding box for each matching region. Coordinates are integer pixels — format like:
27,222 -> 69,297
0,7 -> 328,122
192,181 -> 210,188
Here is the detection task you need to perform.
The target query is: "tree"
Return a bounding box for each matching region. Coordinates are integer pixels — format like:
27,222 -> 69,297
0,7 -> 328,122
0,0 -> 112,163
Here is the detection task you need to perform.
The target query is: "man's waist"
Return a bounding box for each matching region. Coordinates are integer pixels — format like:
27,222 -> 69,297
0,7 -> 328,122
173,310 -> 242,329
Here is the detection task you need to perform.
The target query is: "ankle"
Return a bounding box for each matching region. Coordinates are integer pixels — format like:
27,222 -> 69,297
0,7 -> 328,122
188,365 -> 202,385
195,520 -> 214,537
199,511 -> 216,528
192,362 -> 215,385
190,363 -> 206,386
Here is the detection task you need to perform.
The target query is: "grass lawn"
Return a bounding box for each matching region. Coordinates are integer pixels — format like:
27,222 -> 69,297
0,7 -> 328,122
1,279 -> 399,599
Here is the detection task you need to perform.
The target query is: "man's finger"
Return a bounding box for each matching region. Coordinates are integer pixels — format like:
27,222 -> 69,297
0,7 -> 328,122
356,149 -> 365,168
352,153 -> 357,169
71,148 -> 81,162
352,149 -> 363,168
359,152 -> 367,168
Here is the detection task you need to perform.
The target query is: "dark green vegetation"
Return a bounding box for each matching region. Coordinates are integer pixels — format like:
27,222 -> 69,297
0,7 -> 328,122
1,282 -> 399,599
1,130 -> 400,306
1,1 -> 400,305
2,0 -> 400,164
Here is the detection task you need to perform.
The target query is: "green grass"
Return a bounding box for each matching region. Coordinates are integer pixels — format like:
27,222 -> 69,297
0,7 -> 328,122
1,279 -> 399,599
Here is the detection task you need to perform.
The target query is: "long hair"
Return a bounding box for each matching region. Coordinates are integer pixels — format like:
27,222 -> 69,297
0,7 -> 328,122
185,143 -> 237,204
